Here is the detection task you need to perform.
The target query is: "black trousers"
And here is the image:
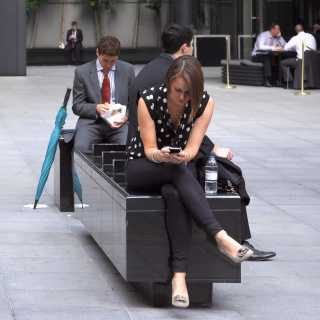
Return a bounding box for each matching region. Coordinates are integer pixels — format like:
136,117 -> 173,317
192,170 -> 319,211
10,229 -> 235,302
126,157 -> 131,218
74,121 -> 128,154
66,43 -> 82,65
127,159 -> 223,272
280,58 -> 299,82
252,54 -> 272,79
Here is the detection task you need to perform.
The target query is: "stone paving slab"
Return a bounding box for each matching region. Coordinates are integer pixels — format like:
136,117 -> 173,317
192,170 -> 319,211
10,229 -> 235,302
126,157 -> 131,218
0,66 -> 319,319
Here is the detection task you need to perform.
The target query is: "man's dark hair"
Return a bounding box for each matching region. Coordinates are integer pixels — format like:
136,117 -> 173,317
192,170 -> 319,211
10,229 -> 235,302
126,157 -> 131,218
161,24 -> 193,54
71,21 -> 77,26
270,23 -> 280,29
97,36 -> 121,56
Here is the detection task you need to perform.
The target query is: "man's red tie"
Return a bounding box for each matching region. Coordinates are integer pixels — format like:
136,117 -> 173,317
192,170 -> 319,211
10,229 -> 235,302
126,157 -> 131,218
101,73 -> 111,103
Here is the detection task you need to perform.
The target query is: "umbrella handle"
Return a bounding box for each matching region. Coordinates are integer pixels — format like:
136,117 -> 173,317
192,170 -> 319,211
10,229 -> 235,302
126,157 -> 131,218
63,88 -> 72,109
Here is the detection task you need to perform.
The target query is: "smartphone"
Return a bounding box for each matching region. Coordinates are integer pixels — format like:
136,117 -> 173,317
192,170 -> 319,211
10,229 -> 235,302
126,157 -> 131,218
169,147 -> 182,154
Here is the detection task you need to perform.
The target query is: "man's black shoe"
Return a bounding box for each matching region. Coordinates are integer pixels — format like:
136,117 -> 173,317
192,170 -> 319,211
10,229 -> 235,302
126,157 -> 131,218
264,80 -> 272,87
242,241 -> 276,261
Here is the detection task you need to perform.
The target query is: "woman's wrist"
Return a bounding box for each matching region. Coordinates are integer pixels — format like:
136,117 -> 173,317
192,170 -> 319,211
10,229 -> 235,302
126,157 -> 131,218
150,150 -> 161,163
183,149 -> 194,162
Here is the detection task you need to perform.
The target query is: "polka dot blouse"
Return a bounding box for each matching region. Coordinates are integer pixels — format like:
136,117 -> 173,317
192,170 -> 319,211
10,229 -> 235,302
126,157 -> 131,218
127,84 -> 210,160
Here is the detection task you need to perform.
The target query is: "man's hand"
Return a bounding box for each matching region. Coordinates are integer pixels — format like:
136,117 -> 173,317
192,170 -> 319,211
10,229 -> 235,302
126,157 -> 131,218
214,146 -> 234,160
272,46 -> 284,52
96,103 -> 110,116
110,115 -> 128,129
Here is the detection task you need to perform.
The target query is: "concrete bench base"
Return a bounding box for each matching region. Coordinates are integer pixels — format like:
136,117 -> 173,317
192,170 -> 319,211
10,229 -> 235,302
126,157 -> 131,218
69,144 -> 242,307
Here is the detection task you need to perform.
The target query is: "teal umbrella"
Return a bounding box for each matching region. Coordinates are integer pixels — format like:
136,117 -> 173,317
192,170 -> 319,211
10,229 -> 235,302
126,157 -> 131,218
73,167 -> 83,208
33,89 -> 72,209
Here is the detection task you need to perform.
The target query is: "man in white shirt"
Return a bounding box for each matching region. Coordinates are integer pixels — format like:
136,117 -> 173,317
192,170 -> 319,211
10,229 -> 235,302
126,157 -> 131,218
280,24 -> 317,85
252,23 -> 287,87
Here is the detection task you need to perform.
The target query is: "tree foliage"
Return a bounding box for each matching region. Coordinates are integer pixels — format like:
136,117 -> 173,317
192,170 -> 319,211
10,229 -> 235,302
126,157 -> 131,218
26,0 -> 47,12
88,0 -> 162,12
145,0 -> 161,14
87,0 -> 114,11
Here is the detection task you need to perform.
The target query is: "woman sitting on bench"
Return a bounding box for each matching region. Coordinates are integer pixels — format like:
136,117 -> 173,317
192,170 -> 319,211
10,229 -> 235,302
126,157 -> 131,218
126,56 -> 253,308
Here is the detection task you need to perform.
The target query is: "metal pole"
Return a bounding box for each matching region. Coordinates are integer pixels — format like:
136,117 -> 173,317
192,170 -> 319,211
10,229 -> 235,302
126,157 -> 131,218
295,41 -> 310,96
172,0 -> 193,26
237,34 -> 256,60
225,35 -> 236,89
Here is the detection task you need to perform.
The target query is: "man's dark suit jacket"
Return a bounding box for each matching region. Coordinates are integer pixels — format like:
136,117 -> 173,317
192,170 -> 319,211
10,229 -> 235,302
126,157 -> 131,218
135,53 -> 173,94
66,29 -> 83,49
315,31 -> 320,51
128,53 -> 173,140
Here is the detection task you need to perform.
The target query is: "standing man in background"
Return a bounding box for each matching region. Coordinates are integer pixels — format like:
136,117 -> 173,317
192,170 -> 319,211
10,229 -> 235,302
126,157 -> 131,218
251,23 -> 287,87
66,21 -> 83,65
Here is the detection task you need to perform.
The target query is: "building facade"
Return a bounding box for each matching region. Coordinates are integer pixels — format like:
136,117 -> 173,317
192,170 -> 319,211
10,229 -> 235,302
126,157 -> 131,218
26,1 -> 319,54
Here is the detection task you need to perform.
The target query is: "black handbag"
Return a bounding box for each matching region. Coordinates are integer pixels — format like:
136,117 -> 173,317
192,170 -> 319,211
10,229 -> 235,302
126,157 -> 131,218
196,153 -> 250,206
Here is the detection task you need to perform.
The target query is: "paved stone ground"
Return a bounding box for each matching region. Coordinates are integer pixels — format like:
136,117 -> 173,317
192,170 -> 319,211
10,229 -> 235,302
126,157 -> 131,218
0,66 -> 319,320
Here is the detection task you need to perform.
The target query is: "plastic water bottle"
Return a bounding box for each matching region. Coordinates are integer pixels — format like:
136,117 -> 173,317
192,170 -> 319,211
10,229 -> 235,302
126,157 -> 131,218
204,155 -> 218,195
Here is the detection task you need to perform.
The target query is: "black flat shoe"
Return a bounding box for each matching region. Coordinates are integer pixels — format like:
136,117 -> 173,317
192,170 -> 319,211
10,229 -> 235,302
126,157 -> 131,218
242,241 -> 277,261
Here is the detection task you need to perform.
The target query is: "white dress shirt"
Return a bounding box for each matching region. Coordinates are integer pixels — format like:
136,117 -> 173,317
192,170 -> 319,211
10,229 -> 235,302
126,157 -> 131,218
96,59 -> 116,103
284,31 -> 317,59
252,30 -> 287,56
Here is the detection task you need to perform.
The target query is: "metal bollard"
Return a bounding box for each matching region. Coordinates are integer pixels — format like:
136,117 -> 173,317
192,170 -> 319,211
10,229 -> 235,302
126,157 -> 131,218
225,35 -> 236,89
295,41 -> 310,96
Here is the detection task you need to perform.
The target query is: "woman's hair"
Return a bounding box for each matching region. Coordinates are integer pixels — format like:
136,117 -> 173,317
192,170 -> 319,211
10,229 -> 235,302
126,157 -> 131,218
165,55 -> 204,120
97,36 -> 121,56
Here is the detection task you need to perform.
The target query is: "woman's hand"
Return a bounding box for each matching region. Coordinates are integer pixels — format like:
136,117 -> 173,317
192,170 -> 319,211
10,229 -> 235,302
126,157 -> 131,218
158,147 -> 181,163
170,150 -> 190,164
150,147 -> 172,163
151,147 -> 188,164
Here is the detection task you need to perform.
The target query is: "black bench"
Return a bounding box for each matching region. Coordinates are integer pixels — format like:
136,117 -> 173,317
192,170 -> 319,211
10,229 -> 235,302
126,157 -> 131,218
221,59 -> 264,86
54,130 -> 75,212
69,143 -> 242,307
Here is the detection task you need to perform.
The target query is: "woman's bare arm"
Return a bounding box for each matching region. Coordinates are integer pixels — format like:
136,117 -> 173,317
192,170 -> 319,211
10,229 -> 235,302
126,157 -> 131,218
183,97 -> 215,160
137,98 -> 158,159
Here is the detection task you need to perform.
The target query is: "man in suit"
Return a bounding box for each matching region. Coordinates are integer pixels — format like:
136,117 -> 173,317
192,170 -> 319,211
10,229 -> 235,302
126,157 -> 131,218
132,23 -> 276,262
72,36 -> 135,153
66,21 -> 83,65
